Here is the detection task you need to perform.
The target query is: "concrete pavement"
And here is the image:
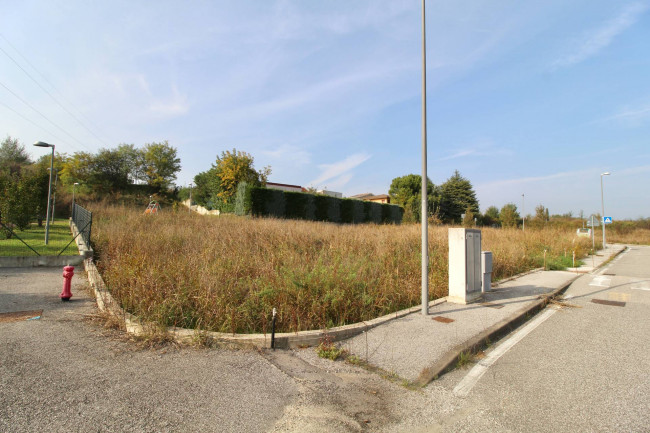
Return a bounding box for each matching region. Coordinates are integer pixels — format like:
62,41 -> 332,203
340,244 -> 626,385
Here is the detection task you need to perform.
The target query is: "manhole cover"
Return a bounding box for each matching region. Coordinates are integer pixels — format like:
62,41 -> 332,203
433,316 -> 454,324
591,299 -> 625,307
481,302 -> 505,309
0,310 -> 43,323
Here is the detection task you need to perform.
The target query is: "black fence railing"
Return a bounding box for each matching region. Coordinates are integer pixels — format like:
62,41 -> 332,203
71,203 -> 92,247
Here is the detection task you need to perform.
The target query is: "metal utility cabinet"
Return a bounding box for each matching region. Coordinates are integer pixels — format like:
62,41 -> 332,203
481,251 -> 493,293
448,228 -> 482,304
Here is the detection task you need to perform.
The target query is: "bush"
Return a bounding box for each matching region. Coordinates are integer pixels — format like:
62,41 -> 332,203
247,187 -> 402,225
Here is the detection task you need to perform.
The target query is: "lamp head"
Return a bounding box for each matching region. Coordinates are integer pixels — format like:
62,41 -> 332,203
601,172 -> 610,176
74,182 -> 79,186
33,141 -> 54,148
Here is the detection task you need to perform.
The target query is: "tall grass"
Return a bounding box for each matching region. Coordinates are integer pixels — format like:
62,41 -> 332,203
92,204 -> 595,334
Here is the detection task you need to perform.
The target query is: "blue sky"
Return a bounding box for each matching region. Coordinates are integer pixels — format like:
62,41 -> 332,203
1,1 -> 648,219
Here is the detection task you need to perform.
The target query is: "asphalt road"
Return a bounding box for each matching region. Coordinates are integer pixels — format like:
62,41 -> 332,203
0,268 -> 298,433
425,245 -> 650,433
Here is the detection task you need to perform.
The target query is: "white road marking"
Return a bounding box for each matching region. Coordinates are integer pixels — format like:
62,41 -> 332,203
631,285 -> 650,291
589,276 -> 611,287
453,308 -> 557,398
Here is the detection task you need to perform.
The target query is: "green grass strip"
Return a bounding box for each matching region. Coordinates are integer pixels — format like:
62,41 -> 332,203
0,220 -> 79,256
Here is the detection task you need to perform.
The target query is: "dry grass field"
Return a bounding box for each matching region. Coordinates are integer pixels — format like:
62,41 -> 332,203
92,204 -> 597,334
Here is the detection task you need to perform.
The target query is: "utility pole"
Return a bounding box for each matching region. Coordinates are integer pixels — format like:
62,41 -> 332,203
421,0 -> 429,315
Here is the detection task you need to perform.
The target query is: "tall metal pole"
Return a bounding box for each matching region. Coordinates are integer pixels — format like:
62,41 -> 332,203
189,183 -> 193,214
421,0 -> 429,315
51,171 -> 58,224
522,193 -> 525,231
600,172 -> 610,249
44,146 -> 54,244
591,215 -> 595,252
33,142 -> 55,245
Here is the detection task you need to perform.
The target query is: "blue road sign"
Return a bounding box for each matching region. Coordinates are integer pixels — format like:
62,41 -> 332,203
603,216 -> 613,224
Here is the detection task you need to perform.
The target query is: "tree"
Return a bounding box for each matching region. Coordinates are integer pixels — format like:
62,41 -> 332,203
116,143 -> 143,183
89,148 -> 132,193
194,149 -> 270,211
0,162 -> 49,233
438,170 -> 479,223
0,136 -> 31,174
388,174 -> 439,223
483,206 -> 500,227
141,141 -> 181,192
462,206 -> 476,227
499,203 -> 520,228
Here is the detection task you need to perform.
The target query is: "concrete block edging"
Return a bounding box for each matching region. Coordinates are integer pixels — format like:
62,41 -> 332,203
71,219 -> 449,348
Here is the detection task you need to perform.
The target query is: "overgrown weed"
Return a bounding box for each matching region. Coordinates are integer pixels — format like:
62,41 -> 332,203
91,204 -> 598,334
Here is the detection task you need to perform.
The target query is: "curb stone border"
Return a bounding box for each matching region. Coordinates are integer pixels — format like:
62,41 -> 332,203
74,218 -> 625,352
414,245 -> 628,386
72,219 -> 449,348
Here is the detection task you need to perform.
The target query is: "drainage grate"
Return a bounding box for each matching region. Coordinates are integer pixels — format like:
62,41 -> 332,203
0,310 -> 43,323
432,316 -> 454,324
481,302 -> 505,309
591,299 -> 625,307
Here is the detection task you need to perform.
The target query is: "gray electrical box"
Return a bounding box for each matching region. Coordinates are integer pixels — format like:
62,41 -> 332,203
448,228 -> 483,304
481,251 -> 493,293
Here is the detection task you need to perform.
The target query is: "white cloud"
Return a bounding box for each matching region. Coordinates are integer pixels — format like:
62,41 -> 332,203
261,144 -> 311,165
309,153 -> 371,187
553,2 -> 649,68
148,86 -> 189,118
606,104 -> 650,123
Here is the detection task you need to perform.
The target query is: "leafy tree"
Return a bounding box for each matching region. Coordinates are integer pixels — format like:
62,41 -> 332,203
192,169 -> 216,208
60,151 -> 95,186
499,203 -> 520,228
195,149 -> 270,211
0,162 -> 49,233
438,170 -> 479,223
462,206 -> 476,227
482,206 -> 500,227
141,141 -> 181,192
116,143 -> 143,183
388,174 -> 439,223
0,136 -> 31,174
89,148 -> 132,193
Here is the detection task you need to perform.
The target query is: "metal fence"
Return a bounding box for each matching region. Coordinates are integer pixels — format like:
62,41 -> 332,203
71,203 -> 92,247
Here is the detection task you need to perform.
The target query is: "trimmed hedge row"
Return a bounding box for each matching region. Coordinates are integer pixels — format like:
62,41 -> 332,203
240,186 -> 403,224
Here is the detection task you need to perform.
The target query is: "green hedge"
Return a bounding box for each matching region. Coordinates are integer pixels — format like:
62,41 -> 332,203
242,187 -> 403,224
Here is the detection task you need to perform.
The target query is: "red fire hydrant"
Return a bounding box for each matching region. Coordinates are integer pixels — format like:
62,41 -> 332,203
61,265 -> 74,301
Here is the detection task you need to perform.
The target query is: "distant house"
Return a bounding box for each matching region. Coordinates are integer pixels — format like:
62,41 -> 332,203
349,193 -> 390,204
317,189 -> 343,198
266,182 -> 305,193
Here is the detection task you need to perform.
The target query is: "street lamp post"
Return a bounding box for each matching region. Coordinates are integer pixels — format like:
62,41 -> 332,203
72,182 -> 79,218
189,183 -> 193,214
421,0 -> 429,315
522,193 -> 525,232
601,172 -> 610,249
33,141 -> 55,245
50,170 -> 58,224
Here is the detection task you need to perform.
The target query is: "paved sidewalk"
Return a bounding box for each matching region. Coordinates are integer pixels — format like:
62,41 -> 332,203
340,244 -> 626,385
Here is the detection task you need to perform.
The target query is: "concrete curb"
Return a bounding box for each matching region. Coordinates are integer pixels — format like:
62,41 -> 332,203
414,275 -> 579,387
413,245 -> 628,386
0,255 -> 88,268
72,219 -> 451,348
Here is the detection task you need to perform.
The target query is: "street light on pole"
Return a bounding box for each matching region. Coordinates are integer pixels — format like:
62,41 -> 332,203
421,0 -> 429,315
189,183 -> 193,214
601,172 -> 610,249
72,182 -> 79,217
33,141 -> 55,245
522,193 -> 525,232
50,170 -> 58,224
